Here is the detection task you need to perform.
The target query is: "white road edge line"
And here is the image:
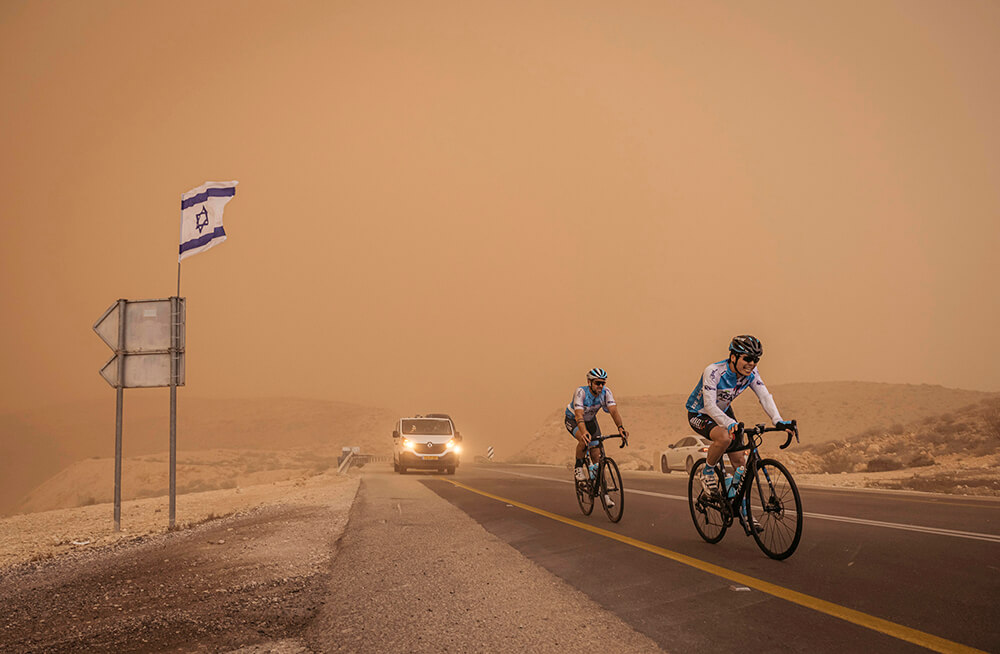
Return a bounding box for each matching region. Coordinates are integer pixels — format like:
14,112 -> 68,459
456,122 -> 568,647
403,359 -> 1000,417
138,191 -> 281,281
487,468 -> 1000,544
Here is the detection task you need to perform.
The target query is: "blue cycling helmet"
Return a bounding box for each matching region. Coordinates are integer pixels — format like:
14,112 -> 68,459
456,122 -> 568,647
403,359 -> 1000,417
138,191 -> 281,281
586,368 -> 608,382
729,335 -> 763,358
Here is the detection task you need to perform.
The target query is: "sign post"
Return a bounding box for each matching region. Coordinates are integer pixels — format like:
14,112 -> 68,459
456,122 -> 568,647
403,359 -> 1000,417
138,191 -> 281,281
94,298 -> 185,530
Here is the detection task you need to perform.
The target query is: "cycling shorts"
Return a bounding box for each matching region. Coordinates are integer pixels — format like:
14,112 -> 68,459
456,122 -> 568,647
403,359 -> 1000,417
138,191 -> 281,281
688,408 -> 736,440
565,414 -> 602,446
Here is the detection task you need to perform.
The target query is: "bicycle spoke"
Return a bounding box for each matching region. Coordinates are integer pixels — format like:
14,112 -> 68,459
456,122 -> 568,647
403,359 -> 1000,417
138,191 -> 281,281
599,459 -> 625,522
688,459 -> 727,543
747,459 -> 803,559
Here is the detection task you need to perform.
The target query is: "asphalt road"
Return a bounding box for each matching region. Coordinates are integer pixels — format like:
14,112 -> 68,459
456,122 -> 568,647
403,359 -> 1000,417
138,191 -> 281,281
422,462 -> 1000,654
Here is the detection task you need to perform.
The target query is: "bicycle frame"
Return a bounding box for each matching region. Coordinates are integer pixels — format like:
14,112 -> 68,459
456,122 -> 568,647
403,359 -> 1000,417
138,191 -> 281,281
575,433 -> 628,522
580,434 -> 624,498
708,423 -> 799,534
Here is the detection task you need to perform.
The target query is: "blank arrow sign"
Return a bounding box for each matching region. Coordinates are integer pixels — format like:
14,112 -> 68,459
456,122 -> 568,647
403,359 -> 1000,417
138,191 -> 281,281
93,301 -> 121,351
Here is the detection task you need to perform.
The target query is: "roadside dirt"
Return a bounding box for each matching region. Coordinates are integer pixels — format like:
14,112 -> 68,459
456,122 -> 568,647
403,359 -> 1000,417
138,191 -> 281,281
0,473 -> 358,653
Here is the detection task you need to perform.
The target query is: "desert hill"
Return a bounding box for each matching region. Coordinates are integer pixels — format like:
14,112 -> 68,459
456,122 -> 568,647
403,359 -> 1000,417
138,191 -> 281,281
0,396 -> 398,516
14,448 -> 345,514
509,382 -> 997,469
793,398 -> 1000,474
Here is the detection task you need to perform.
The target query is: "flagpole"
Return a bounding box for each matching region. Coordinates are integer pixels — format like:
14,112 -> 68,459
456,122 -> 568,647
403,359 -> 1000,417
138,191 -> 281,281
170,245 -> 181,527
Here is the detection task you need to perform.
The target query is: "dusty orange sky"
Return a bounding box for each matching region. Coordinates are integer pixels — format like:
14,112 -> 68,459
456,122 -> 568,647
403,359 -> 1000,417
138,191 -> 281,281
2,1 -> 998,450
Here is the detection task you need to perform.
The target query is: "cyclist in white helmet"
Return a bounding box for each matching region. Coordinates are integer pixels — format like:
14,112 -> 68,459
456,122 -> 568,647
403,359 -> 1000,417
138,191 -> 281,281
565,368 -> 629,484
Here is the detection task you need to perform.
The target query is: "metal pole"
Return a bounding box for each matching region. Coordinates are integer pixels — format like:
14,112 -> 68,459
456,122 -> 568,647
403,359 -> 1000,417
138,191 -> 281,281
114,299 -> 126,532
169,296 -> 178,528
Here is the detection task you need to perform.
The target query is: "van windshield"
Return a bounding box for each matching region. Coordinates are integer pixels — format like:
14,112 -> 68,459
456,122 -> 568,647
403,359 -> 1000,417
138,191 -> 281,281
401,419 -> 453,436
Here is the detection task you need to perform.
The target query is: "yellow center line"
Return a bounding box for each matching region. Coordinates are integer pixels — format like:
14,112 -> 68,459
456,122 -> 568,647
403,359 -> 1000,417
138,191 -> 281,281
443,478 -> 985,654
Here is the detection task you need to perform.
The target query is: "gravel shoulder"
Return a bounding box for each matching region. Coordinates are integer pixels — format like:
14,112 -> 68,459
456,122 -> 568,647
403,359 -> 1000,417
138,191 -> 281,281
305,468 -> 666,653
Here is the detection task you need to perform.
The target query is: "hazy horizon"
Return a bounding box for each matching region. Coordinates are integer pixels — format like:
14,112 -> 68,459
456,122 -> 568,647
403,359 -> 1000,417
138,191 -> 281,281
2,1 -> 998,459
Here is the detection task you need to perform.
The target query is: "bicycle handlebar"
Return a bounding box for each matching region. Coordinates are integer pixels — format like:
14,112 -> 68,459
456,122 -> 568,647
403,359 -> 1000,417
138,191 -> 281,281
589,433 -> 629,449
735,419 -> 799,449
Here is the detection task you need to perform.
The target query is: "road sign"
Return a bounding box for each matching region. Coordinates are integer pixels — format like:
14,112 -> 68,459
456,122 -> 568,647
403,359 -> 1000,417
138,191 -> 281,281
93,298 -> 185,388
94,297 -> 186,532
99,352 -> 186,388
487,446 -> 494,460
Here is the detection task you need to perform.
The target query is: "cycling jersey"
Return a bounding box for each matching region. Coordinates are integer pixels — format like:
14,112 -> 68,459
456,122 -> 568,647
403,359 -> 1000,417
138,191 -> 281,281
565,386 -> 616,422
686,360 -> 782,429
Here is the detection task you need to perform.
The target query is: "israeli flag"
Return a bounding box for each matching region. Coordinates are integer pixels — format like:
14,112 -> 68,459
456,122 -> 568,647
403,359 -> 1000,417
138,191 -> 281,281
179,181 -> 238,262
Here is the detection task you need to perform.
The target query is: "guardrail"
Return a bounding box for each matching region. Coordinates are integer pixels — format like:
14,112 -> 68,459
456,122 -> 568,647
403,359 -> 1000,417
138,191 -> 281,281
337,452 -> 392,474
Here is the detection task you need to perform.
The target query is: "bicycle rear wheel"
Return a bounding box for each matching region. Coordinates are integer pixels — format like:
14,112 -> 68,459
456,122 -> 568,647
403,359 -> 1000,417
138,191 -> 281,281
599,458 -> 624,523
688,459 -> 726,543
746,458 -> 803,560
575,476 -> 595,516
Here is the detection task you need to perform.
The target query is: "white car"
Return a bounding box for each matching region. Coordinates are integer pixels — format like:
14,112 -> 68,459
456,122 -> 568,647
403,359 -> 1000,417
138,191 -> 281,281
659,436 -> 712,474
392,415 -> 462,474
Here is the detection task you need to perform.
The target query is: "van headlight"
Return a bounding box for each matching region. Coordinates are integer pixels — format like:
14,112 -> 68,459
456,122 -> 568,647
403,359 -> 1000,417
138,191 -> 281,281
402,438 -> 415,450
446,440 -> 461,454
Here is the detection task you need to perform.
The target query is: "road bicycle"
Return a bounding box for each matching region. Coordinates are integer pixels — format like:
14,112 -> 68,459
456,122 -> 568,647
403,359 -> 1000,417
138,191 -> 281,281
688,421 -> 803,560
575,433 -> 628,523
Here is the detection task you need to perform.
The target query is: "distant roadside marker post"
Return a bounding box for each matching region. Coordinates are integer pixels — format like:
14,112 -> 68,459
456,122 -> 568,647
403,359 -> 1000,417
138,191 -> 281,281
94,298 -> 185,531
487,446 -> 494,461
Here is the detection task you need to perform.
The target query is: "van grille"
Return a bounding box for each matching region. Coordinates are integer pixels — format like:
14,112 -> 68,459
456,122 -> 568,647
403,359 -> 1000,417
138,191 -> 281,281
415,442 -> 446,454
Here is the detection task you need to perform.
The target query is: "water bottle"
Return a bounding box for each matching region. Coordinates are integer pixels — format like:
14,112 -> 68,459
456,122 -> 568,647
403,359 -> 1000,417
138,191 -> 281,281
588,463 -> 598,479
727,466 -> 745,498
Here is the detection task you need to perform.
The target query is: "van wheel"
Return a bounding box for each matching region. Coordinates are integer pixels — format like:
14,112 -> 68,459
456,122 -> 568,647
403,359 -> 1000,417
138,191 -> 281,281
660,455 -> 670,474
446,467 -> 456,475
393,461 -> 399,472
399,465 -> 407,474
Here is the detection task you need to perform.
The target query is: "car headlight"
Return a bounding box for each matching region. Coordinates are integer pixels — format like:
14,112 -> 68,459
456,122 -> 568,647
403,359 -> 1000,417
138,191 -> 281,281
446,439 -> 455,449
453,445 -> 462,454
402,438 -> 415,450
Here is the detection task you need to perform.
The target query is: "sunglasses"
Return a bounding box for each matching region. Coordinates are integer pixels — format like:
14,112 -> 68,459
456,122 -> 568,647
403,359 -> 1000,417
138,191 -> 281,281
740,355 -> 760,364
592,380 -> 606,386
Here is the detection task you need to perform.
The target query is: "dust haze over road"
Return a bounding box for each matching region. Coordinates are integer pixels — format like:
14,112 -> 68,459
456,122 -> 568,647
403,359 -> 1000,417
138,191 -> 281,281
1,2 -> 999,475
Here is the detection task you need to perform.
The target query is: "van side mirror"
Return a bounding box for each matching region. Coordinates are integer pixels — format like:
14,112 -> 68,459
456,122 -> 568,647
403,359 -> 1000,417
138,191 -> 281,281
392,430 -> 399,439
454,432 -> 463,442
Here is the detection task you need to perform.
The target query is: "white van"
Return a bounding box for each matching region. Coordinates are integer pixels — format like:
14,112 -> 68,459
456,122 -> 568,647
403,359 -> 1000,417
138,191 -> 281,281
392,415 -> 462,474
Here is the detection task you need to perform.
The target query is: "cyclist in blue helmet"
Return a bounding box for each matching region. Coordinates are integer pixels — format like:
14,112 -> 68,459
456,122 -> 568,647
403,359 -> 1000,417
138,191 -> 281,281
565,368 -> 629,485
686,336 -> 796,496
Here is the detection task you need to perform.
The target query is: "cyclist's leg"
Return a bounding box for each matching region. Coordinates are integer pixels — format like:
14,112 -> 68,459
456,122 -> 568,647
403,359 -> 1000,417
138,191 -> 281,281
689,411 -> 730,495
699,408 -> 737,467
586,419 -> 602,463
565,414 -> 588,459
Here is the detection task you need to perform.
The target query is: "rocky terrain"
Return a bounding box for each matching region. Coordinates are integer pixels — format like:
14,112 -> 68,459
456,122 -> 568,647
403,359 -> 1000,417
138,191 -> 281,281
783,395 -> 1000,496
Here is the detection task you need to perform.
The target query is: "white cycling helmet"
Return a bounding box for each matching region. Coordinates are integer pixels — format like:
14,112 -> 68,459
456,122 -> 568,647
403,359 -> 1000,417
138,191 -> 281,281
586,368 -> 608,382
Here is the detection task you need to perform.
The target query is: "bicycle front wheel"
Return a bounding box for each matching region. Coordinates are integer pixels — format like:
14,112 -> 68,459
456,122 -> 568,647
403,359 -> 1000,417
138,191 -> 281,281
599,458 -> 624,523
746,458 -> 803,560
575,476 -> 595,516
688,459 -> 726,543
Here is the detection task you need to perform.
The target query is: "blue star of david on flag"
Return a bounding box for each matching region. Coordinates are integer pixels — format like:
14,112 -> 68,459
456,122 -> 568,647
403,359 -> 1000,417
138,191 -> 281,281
179,181 -> 238,262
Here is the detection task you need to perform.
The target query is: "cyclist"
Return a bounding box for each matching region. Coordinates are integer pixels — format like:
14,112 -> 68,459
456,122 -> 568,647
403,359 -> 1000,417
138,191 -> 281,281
686,335 -> 795,497
565,368 -> 629,492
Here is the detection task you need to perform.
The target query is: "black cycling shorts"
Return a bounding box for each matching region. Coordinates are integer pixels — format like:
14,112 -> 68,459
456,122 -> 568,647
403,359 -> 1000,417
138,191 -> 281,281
688,408 -> 736,440
565,414 -> 602,445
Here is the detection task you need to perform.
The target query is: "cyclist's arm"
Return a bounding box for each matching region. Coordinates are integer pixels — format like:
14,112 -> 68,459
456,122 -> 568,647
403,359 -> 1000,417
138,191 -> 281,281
749,374 -> 783,424
608,405 -> 626,433
701,367 -> 737,430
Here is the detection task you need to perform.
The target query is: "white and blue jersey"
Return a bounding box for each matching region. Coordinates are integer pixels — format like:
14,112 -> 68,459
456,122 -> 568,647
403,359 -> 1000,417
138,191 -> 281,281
565,386 -> 617,422
686,360 -> 782,430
